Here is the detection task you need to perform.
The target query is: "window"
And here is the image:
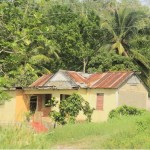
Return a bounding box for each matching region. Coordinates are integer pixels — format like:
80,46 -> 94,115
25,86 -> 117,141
60,94 -> 70,101
96,93 -> 104,110
44,94 -> 52,107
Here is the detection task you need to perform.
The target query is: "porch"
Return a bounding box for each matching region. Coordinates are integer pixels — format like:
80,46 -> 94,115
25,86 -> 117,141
28,93 -> 71,127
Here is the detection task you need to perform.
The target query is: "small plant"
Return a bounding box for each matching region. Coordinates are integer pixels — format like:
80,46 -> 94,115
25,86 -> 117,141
24,111 -> 33,122
109,105 -> 146,119
82,101 -> 95,122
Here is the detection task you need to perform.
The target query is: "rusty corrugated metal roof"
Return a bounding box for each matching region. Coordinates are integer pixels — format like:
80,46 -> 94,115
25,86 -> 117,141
67,71 -> 133,89
87,73 -> 104,86
29,74 -> 53,87
90,72 -> 133,88
29,70 -> 134,89
67,71 -> 87,83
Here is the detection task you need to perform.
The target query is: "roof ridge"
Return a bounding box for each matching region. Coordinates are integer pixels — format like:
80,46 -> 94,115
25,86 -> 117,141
29,70 -> 136,89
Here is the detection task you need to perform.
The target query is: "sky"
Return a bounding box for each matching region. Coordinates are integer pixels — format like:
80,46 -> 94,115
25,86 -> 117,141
140,0 -> 150,6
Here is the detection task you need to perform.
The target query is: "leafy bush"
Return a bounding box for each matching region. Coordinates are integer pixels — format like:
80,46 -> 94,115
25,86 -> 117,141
45,97 -> 58,107
109,105 -> 146,119
50,93 -> 94,126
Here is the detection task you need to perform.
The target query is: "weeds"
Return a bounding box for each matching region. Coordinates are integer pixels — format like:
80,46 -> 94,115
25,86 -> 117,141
1,113 -> 150,149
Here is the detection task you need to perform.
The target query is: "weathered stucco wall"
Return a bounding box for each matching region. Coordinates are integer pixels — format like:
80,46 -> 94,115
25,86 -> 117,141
118,76 -> 148,109
0,91 -> 16,123
15,90 -> 29,122
85,89 -> 117,122
25,89 -> 88,121
25,88 -> 87,111
25,88 -> 117,122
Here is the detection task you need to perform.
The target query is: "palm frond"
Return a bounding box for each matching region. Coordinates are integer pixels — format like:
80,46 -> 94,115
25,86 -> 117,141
101,22 -> 117,40
112,41 -> 125,55
29,54 -> 50,65
131,49 -> 150,70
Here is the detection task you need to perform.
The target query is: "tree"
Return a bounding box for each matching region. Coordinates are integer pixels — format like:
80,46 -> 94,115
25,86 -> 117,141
0,0 -> 60,86
0,77 -> 11,105
47,4 -> 101,72
100,6 -> 150,90
88,48 -> 138,73
129,17 -> 150,90
101,8 -> 144,55
50,93 -> 94,127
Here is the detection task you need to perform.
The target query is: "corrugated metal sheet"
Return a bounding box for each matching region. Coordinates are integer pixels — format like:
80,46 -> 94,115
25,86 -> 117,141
90,72 -> 133,88
29,74 -> 52,87
67,71 -> 87,84
29,70 -> 134,89
87,73 -> 105,86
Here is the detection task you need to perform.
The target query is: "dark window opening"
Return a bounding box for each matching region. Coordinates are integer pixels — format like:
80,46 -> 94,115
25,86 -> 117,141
60,94 -> 70,101
30,96 -> 37,112
45,94 -> 52,107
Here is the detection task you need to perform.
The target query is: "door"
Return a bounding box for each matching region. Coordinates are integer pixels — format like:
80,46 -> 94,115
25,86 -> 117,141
30,96 -> 37,112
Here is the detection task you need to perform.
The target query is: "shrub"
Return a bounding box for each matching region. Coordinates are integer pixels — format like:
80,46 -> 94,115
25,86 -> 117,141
50,93 -> 94,126
109,105 -> 146,119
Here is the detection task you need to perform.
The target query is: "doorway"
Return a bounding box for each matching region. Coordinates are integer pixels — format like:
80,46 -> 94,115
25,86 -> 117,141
30,96 -> 37,112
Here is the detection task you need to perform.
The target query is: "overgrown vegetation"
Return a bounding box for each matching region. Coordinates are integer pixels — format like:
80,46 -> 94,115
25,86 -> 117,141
0,0 -> 149,92
109,105 -> 146,119
50,93 -> 94,126
1,113 -> 150,149
0,78 -> 11,105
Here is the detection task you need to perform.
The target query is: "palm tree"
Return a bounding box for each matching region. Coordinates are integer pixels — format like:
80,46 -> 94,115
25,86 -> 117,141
102,8 -> 139,54
101,7 -> 150,91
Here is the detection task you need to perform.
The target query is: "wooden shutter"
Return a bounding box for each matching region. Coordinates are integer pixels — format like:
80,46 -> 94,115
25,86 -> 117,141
96,93 -> 104,110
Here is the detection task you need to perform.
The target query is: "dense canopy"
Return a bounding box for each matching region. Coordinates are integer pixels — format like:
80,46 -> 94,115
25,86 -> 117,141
0,0 -> 150,93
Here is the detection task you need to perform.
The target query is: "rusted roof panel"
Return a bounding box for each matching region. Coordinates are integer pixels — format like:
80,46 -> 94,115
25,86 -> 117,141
87,73 -> 104,86
67,71 -> 87,84
29,74 -> 52,87
29,70 -> 134,89
91,72 -> 133,88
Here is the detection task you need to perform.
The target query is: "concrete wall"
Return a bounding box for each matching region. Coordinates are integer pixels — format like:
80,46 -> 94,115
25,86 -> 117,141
25,89 -> 88,122
0,91 -> 16,123
15,90 -> 29,122
25,88 -> 118,122
85,89 -> 117,122
118,76 -> 148,109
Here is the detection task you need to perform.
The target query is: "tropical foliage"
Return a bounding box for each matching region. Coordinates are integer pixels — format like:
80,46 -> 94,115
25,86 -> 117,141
0,0 -> 149,92
50,93 -> 94,126
109,105 -> 146,119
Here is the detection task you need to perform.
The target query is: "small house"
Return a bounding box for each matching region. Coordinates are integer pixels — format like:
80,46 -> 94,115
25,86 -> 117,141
0,70 -> 149,123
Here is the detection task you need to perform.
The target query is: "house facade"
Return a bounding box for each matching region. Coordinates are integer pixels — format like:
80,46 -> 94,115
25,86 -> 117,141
0,70 -> 149,123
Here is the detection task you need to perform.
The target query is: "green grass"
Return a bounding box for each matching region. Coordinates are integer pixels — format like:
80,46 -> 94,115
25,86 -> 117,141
1,113 -> 150,149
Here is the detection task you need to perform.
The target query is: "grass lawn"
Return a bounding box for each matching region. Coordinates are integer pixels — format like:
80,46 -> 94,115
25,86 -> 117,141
1,113 -> 150,149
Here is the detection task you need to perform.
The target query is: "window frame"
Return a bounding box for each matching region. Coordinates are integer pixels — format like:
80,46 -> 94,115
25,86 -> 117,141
96,93 -> 104,111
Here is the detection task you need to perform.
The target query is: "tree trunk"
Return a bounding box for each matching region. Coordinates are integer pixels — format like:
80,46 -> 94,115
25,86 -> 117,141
83,58 -> 88,73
